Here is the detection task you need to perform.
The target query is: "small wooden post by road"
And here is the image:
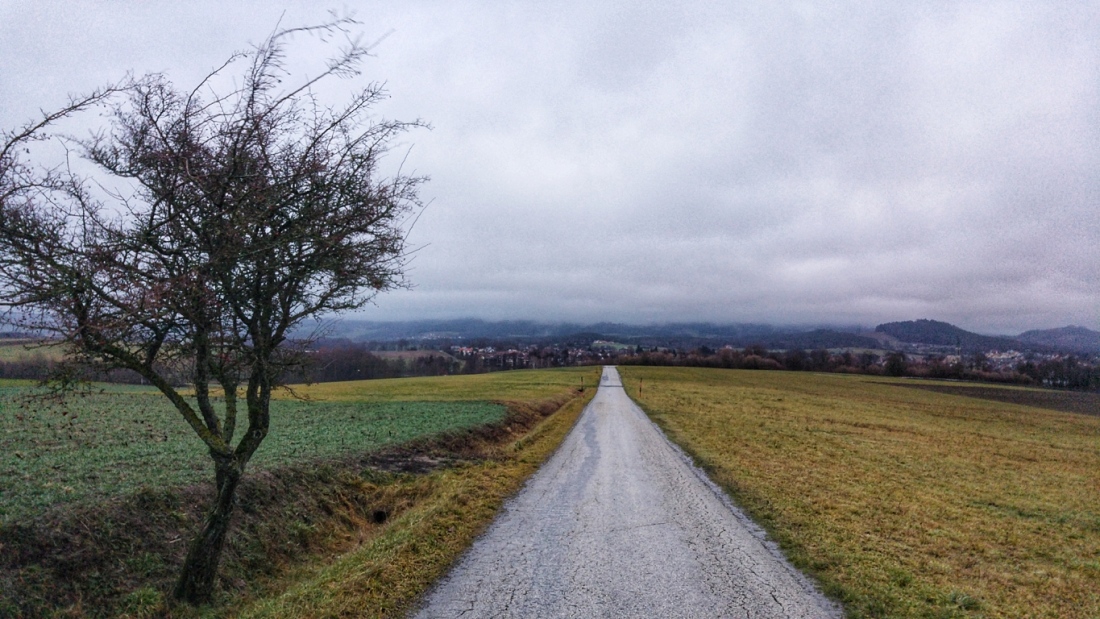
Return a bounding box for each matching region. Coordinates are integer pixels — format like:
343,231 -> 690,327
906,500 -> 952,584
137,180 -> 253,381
639,378 -> 643,396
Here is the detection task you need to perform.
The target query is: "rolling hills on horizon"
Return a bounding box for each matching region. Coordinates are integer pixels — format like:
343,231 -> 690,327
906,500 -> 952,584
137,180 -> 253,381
873,319 -> 1026,352
317,318 -> 1100,355
1016,325 -> 1100,354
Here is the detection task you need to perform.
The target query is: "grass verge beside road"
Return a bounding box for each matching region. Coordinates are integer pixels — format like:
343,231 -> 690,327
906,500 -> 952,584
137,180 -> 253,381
619,366 -> 1100,619
0,367 -> 598,618
236,384 -> 595,618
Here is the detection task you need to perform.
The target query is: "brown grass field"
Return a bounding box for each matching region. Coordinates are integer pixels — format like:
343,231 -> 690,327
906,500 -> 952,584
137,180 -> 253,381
618,366 -> 1100,619
0,339 -> 64,362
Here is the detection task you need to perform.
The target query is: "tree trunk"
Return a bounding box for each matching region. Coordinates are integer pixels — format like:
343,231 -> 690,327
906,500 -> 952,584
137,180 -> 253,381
173,458 -> 242,604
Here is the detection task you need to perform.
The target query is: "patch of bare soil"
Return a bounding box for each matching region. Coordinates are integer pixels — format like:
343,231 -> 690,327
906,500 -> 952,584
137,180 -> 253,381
898,383 -> 1100,417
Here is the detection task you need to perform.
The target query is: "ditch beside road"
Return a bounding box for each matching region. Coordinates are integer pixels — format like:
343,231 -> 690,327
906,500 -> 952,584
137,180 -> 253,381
412,366 -> 840,618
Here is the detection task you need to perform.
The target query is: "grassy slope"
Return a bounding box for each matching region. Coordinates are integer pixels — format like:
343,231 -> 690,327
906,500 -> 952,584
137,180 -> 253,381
618,366 -> 1100,619
0,368 -> 593,522
235,387 -> 596,619
286,367 -> 593,402
1,392 -> 505,522
0,340 -> 64,363
1,367 -> 599,618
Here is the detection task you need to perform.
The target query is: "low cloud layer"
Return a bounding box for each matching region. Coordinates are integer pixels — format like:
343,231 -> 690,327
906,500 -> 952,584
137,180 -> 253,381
2,1 -> 1097,333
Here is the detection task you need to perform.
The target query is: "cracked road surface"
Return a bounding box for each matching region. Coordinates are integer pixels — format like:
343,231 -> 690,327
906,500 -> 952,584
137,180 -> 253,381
412,367 -> 840,618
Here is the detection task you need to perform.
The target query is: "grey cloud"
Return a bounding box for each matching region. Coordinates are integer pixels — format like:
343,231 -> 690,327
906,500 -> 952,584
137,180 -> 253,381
2,1 -> 1097,333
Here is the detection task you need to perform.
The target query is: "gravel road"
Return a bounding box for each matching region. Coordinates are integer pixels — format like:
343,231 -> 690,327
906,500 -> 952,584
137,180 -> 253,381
412,366 -> 840,618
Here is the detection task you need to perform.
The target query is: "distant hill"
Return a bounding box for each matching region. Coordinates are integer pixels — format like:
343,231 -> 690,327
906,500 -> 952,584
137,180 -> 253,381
1017,326 -> 1100,354
756,329 -> 881,350
312,319 -> 890,351
318,319 -> 560,341
313,318 -> 1094,354
874,319 -> 1023,352
318,319 -> 784,343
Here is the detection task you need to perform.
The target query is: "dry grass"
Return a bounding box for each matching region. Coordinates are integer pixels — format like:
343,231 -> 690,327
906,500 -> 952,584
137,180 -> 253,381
233,387 -> 596,618
0,339 -> 64,362
281,366 -> 594,403
1,367 -> 600,618
618,367 -> 1100,619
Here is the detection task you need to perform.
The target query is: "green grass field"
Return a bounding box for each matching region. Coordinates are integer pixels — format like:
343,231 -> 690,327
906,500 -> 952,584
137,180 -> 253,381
619,366 -> 1100,619
0,367 -> 594,524
2,367 -> 600,618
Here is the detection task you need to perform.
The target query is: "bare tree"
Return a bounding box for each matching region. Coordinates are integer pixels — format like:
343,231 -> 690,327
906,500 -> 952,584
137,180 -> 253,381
0,18 -> 425,603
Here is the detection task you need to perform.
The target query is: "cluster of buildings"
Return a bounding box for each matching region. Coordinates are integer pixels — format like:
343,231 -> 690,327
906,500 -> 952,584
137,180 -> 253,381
446,344 -> 617,371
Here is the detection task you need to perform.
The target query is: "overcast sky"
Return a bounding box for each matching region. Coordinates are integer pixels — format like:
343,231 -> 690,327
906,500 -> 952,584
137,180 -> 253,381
2,1 -> 1098,334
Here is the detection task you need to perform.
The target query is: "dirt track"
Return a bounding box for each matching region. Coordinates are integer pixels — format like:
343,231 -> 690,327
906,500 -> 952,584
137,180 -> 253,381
411,367 -> 839,618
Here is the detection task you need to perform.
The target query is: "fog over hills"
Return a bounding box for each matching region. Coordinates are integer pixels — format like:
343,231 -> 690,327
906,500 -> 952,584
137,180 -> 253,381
874,319 -> 1025,352
318,319 -> 786,343
317,318 -> 1100,355
1016,326 -> 1100,355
